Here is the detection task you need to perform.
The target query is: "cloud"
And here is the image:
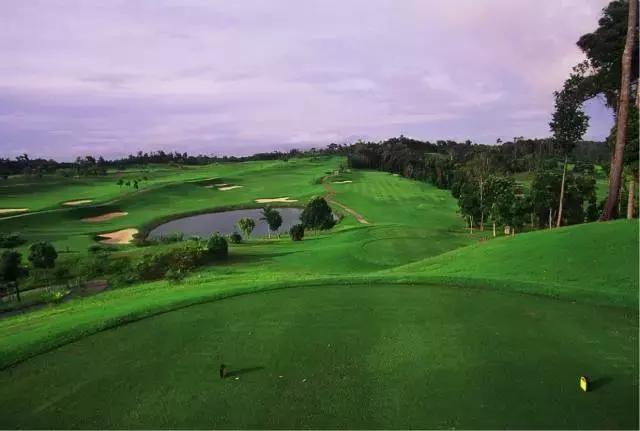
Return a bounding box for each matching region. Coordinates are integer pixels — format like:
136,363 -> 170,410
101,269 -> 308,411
325,78 -> 377,93
0,0 -> 613,160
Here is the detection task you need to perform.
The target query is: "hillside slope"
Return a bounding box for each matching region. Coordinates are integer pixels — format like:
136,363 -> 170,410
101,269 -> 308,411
390,220 -> 639,308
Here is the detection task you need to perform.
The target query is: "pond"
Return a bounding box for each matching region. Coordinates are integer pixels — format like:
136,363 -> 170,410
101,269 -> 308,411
149,207 -> 302,239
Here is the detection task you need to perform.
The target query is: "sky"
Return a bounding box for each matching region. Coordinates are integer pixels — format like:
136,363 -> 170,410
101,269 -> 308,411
0,0 -> 614,161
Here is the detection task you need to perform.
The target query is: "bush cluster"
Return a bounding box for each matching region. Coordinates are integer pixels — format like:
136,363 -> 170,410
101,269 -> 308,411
289,224 -> 305,241
206,234 -> 228,259
157,232 -> 184,244
136,242 -> 209,281
0,233 -> 26,249
134,234 -> 227,282
229,232 -> 242,244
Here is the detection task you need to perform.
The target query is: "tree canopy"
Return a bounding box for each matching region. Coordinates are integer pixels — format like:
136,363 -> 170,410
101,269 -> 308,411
300,197 -> 335,231
28,242 -> 58,269
260,206 -> 283,238
237,217 -> 256,238
575,0 -> 639,107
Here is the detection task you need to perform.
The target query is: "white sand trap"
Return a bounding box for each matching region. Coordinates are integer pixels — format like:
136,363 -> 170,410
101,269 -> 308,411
63,199 -> 93,206
255,197 -> 298,203
82,211 -> 128,222
98,228 -> 138,245
0,208 -> 28,214
218,185 -> 243,191
204,183 -> 228,189
333,180 -> 353,184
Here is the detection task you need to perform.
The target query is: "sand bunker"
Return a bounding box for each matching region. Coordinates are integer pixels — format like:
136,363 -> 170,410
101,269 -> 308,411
82,211 -> 128,222
218,185 -> 243,191
203,183 -> 228,189
333,180 -> 353,184
63,199 -> 93,206
0,208 -> 28,214
98,228 -> 138,245
255,197 -> 298,203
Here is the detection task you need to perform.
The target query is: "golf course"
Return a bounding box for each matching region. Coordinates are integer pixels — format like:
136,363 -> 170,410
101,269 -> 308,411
0,156 -> 637,429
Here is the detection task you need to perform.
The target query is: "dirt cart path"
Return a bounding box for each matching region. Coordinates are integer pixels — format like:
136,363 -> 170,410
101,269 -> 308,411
321,176 -> 370,225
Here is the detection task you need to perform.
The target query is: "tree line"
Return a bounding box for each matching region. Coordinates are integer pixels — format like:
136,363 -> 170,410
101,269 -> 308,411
347,0 -> 638,233
0,145 -> 350,178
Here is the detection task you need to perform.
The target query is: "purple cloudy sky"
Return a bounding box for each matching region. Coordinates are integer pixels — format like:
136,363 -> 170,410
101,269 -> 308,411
0,0 -> 613,161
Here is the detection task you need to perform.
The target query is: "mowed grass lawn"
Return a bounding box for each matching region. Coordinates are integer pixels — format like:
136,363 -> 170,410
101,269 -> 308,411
0,285 -> 636,429
0,157 -> 340,252
391,220 -> 639,308
0,158 -> 637,429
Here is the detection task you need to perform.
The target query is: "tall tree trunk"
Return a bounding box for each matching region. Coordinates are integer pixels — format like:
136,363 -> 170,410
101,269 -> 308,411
479,177 -> 484,231
548,208 -> 552,229
619,187 -> 623,215
627,173 -> 635,219
556,155 -> 568,227
14,282 -> 20,302
602,0 -> 637,220
492,221 -> 496,237
637,67 -> 640,109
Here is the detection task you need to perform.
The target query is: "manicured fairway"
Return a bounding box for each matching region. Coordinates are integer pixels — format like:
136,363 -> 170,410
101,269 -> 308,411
0,285 -> 636,429
0,157 -> 637,429
0,158 -> 340,251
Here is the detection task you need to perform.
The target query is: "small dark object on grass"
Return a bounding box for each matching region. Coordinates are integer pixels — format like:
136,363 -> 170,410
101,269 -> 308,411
229,232 -> 242,244
220,364 -> 227,379
289,223 -> 304,241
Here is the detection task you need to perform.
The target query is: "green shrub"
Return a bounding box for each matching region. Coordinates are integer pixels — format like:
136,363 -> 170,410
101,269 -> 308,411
52,266 -> 70,282
41,286 -> 70,303
0,233 -> 26,249
168,243 -> 208,271
135,243 -> 208,282
289,224 -> 305,241
28,242 -> 58,268
165,268 -> 185,283
158,232 -> 184,244
135,254 -> 167,281
206,234 -> 228,259
229,232 -> 242,244
88,244 -> 111,254
131,235 -> 158,247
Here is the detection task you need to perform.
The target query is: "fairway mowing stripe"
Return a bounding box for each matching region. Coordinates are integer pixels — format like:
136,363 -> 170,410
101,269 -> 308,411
321,175 -> 370,224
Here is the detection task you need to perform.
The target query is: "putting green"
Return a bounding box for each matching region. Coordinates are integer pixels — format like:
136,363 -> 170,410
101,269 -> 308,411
0,285 -> 636,429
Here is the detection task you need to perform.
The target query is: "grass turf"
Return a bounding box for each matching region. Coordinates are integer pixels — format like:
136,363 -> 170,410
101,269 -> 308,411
0,285 -> 636,429
0,157 -> 637,429
390,219 -> 639,308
